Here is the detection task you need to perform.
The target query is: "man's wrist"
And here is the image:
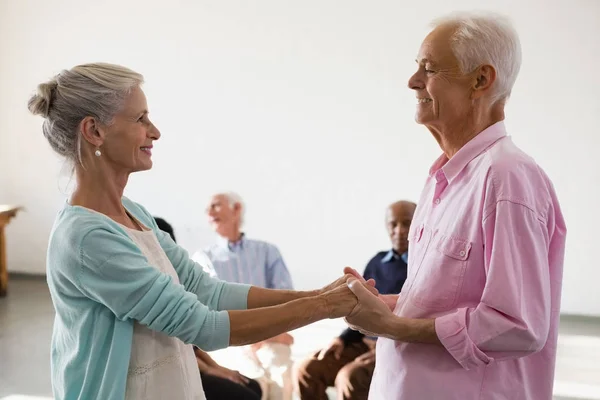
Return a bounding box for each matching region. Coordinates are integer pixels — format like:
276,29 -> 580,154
381,315 -> 406,341
383,317 -> 440,344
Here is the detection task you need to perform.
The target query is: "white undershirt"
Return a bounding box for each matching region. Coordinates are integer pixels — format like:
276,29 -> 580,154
123,226 -> 205,400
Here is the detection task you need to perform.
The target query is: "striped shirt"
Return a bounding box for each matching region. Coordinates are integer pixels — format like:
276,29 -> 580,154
193,234 -> 294,290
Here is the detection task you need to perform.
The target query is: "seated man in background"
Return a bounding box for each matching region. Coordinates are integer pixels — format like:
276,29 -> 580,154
192,192 -> 295,400
153,216 -> 263,400
294,200 -> 416,400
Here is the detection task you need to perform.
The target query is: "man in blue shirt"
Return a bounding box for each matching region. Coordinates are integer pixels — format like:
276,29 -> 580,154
193,192 -> 295,399
295,200 -> 416,400
195,192 -> 293,290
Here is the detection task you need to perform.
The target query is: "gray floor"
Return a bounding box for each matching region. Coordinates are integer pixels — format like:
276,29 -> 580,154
1,276 -> 600,400
0,277 -> 53,398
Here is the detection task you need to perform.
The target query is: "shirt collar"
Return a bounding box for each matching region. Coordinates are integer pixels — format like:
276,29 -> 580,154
428,120 -> 507,184
382,250 -> 408,264
217,232 -> 246,250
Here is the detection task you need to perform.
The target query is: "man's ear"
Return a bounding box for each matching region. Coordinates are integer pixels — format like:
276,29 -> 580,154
79,116 -> 106,147
471,64 -> 496,99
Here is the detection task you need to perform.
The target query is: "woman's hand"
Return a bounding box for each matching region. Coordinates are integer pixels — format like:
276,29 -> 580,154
206,365 -> 250,386
343,267 -> 398,311
320,270 -> 378,297
320,282 -> 358,319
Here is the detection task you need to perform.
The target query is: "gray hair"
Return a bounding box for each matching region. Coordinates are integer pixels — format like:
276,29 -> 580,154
431,12 -> 522,104
27,63 -> 144,166
221,192 -> 246,226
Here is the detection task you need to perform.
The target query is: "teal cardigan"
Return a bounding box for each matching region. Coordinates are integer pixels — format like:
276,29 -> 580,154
46,197 -> 251,400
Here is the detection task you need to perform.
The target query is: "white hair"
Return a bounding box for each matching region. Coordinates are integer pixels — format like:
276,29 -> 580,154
28,63 -> 144,166
431,11 -> 522,104
221,192 -> 245,226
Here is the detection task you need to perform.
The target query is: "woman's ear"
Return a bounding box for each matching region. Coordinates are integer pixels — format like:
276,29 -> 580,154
79,116 -> 105,147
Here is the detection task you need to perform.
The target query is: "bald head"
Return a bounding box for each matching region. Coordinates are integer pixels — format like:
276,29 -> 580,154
386,201 -> 417,254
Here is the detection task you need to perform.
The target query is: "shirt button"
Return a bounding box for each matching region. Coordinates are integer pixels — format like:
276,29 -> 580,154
459,250 -> 466,257
435,198 -> 441,205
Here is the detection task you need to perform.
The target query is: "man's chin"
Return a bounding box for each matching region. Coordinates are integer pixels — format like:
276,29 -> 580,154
394,247 -> 408,255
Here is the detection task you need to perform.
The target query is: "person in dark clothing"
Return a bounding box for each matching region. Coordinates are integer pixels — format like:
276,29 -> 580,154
154,217 -> 176,242
153,216 -> 262,400
294,201 -> 416,400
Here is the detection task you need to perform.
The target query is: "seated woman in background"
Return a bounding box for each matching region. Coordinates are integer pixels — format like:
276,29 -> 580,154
29,63 -> 370,400
154,217 -> 177,242
153,216 -> 263,400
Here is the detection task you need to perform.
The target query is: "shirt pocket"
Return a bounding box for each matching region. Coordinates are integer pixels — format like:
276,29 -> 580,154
410,233 -> 472,311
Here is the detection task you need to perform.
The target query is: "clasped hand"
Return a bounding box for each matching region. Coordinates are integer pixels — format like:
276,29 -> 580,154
318,268 -> 379,319
319,267 -> 399,336
342,267 -> 399,338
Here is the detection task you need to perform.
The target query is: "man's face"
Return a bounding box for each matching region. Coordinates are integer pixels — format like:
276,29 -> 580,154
386,202 -> 416,254
407,25 -> 474,132
206,194 -> 240,236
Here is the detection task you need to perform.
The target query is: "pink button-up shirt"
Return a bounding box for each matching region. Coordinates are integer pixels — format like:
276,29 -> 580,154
370,121 -> 566,400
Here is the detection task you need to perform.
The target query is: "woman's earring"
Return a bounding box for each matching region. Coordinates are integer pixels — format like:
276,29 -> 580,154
94,148 -> 102,157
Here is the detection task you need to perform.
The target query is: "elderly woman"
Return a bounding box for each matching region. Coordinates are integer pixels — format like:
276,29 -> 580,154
343,12 -> 566,400
28,63 -> 367,400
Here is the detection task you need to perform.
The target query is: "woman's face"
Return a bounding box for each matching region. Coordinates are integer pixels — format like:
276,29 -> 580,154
99,86 -> 161,173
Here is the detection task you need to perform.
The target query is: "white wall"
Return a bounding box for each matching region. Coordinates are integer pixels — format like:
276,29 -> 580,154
1,0 -> 599,316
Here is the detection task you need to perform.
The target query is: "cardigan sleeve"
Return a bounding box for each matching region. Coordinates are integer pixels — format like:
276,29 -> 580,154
73,227 -> 232,351
130,200 -> 251,311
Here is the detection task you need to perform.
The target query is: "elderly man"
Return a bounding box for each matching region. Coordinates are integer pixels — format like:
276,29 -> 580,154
344,12 -> 566,400
295,200 -> 416,400
193,192 -> 295,400
198,192 -> 293,290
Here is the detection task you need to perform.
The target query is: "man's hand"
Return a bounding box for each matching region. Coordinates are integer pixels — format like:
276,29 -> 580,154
206,365 -> 250,386
344,278 -> 397,337
317,337 -> 345,360
355,348 -> 376,365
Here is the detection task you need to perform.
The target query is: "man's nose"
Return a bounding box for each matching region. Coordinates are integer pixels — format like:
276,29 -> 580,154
400,225 -> 409,234
408,71 -> 424,90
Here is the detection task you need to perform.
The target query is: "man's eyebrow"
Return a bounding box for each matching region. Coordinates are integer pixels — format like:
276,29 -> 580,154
416,57 -> 437,65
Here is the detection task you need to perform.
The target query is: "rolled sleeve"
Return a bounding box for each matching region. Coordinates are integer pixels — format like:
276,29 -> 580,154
436,309 -> 492,369
149,215 -> 250,311
436,200 -> 551,369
